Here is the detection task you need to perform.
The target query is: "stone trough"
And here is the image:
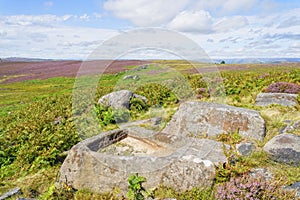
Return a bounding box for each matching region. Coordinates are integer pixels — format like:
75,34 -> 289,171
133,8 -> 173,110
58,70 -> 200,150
58,101 -> 266,194
58,128 -> 227,193
98,133 -> 177,157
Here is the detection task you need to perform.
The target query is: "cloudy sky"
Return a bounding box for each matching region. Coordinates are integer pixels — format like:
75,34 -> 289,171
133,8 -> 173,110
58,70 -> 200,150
0,0 -> 299,59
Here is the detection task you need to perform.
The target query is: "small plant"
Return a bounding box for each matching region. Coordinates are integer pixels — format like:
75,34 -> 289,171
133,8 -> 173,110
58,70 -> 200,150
215,131 -> 251,183
216,174 -> 296,200
217,130 -> 243,145
127,173 -> 149,200
130,97 -> 149,119
263,82 -> 300,94
95,105 -> 130,127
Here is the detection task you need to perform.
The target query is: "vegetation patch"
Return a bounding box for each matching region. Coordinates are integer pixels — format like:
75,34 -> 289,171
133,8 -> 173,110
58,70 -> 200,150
216,174 -> 296,199
263,81 -> 300,94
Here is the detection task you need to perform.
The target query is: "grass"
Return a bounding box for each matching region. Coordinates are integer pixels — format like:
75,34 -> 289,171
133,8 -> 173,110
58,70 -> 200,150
0,61 -> 299,199
0,74 -> 27,83
0,77 -> 75,116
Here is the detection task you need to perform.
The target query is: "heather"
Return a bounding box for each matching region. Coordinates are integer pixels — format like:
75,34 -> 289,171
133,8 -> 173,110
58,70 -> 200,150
216,174 -> 296,200
263,82 -> 300,94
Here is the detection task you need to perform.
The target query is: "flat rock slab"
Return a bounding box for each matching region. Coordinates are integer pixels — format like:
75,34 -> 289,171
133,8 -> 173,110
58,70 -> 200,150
58,129 -> 227,193
255,92 -> 298,107
264,133 -> 300,165
162,101 -> 266,141
0,187 -> 21,200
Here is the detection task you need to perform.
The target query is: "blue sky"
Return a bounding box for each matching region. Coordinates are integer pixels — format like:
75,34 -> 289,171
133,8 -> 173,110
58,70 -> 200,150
0,0 -> 299,59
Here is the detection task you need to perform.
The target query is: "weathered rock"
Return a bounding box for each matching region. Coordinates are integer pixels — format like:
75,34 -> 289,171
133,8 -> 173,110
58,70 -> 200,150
0,187 -> 22,200
135,65 -> 148,71
285,182 -> 300,199
133,75 -> 140,80
123,75 -> 133,80
279,120 -> 300,134
98,90 -> 147,110
263,133 -> 300,165
120,117 -> 161,128
150,117 -> 162,125
122,126 -> 157,138
249,168 -> 273,181
58,129 -> 226,194
236,142 -> 256,156
98,90 -> 133,109
133,93 -> 148,103
162,101 -> 266,141
255,92 -> 298,107
123,75 -> 140,80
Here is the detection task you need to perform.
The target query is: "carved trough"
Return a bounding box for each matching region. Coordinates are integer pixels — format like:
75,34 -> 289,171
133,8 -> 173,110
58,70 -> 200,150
58,128 -> 226,193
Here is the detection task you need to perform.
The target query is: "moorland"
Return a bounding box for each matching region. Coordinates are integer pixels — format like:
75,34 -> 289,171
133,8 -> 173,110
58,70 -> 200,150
0,60 -> 299,199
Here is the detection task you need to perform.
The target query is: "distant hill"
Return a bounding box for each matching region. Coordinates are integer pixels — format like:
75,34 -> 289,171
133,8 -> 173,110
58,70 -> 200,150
1,57 -> 300,64
213,58 -> 300,64
1,57 -> 56,62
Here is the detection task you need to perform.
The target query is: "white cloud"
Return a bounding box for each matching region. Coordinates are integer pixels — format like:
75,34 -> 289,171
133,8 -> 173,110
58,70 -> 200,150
79,14 -> 90,21
278,16 -> 300,28
0,30 -> 7,37
0,1 -> 299,60
104,0 -> 190,26
214,16 -> 249,32
168,10 -> 213,33
1,15 -> 73,26
275,8 -> 300,28
59,40 -> 103,47
0,16 -> 119,59
27,32 -> 48,43
290,42 -> 300,49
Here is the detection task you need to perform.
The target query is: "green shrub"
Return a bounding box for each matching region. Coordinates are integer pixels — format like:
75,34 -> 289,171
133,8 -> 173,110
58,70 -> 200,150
95,104 -> 130,127
134,83 -> 178,107
130,98 -> 148,113
130,97 -> 149,118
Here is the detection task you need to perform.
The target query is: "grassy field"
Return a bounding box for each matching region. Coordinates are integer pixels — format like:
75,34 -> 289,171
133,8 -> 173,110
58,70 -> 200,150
0,61 -> 299,199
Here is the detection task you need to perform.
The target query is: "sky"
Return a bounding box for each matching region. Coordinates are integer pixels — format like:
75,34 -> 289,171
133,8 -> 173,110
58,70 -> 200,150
0,0 -> 299,59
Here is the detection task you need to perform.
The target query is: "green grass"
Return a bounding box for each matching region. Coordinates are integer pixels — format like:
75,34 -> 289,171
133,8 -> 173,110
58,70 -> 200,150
0,61 -> 299,199
0,77 -> 75,116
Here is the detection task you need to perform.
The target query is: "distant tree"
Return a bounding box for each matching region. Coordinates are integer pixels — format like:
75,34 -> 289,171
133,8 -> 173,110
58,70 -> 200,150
220,60 -> 225,64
